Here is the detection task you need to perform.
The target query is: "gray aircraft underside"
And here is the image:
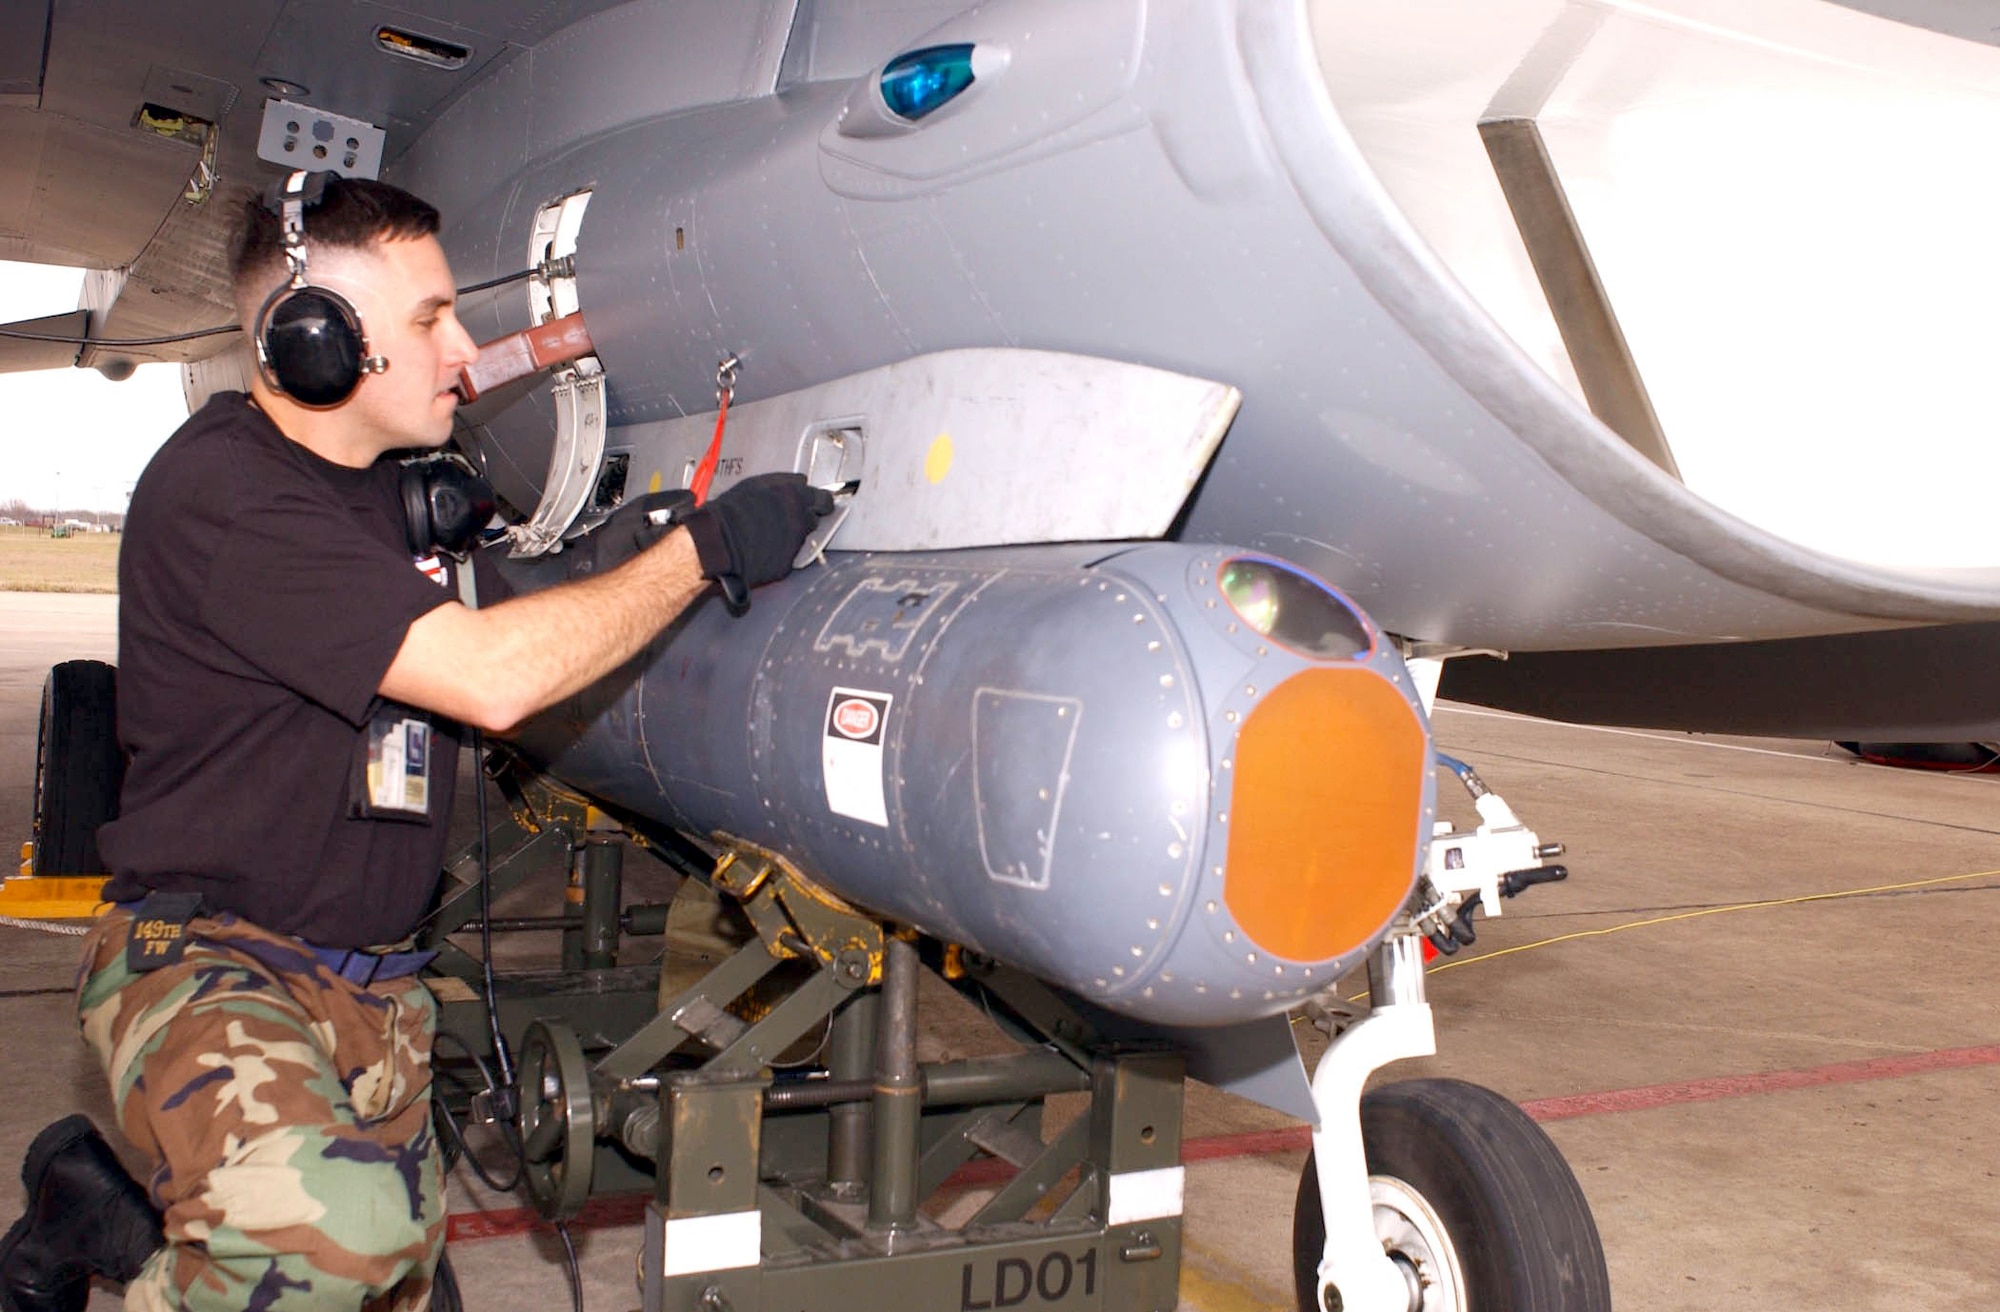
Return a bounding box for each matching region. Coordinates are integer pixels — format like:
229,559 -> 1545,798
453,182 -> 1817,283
400,0 -> 2000,708
8,1 -> 2000,741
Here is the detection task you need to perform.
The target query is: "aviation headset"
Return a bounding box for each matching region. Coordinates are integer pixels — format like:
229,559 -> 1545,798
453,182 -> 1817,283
400,452 -> 496,560
252,171 -> 496,557
252,170 -> 387,409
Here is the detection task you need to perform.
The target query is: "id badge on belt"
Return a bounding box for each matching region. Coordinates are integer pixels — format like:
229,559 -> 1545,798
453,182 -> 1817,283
351,706 -> 433,821
126,891 -> 203,972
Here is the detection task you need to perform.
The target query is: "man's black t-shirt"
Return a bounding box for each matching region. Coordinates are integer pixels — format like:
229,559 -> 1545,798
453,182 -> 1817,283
98,393 -> 461,948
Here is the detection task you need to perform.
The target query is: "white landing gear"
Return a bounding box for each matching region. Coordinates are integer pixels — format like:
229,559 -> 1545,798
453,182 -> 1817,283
1291,934 -> 1610,1312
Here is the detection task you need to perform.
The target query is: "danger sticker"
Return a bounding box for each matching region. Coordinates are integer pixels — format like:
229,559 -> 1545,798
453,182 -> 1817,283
823,687 -> 891,826
829,696 -> 884,743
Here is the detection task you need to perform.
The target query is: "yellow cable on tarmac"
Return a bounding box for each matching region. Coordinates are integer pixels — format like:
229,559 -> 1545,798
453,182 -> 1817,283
1431,866 -> 2000,976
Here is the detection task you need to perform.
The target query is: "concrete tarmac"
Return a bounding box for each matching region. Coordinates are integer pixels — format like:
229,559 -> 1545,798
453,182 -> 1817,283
0,591 -> 1995,1311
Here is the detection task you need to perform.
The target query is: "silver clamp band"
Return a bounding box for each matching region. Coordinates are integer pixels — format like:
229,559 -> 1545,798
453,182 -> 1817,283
280,170 -> 311,289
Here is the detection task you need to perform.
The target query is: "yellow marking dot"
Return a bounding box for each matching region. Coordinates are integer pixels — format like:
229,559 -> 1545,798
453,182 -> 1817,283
647,470 -> 663,494
925,432 -> 954,484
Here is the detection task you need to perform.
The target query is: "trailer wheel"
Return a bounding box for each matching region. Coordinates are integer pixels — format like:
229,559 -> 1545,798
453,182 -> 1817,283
1292,1078 -> 1610,1312
31,660 -> 122,876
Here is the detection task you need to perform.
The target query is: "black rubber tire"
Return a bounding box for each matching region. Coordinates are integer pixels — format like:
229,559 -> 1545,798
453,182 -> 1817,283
1292,1078 -> 1611,1312
31,660 -> 122,876
1835,740 -> 1999,771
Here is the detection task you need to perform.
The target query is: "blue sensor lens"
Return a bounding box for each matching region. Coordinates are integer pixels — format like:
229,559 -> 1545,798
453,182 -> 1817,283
880,44 -> 977,121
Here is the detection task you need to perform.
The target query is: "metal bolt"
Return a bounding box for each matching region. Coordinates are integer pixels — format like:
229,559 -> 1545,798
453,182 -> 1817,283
699,1286 -> 732,1312
1322,1284 -> 1343,1312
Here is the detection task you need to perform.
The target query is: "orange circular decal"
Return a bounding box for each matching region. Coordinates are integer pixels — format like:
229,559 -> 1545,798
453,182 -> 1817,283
832,698 -> 880,739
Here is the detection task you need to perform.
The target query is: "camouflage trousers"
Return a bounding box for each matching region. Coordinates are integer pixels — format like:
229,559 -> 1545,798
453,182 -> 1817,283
75,908 -> 444,1312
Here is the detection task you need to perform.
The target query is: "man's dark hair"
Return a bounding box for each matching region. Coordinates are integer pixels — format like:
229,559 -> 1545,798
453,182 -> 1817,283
228,174 -> 441,293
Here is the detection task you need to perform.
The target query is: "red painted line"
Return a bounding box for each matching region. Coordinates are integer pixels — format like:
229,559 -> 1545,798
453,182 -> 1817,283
1517,1042 -> 2000,1122
448,1194 -> 647,1244
940,1155 -> 1018,1190
1181,1125 -> 1311,1161
446,1042 -> 2000,1245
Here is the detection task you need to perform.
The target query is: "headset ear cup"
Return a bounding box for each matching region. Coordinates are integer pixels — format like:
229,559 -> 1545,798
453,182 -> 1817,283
427,463 -> 497,558
400,463 -> 434,557
261,288 -> 366,408
402,458 -> 496,558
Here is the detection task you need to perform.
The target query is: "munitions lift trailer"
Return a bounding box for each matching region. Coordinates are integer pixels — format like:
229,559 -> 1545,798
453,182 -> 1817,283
424,761 -> 1185,1312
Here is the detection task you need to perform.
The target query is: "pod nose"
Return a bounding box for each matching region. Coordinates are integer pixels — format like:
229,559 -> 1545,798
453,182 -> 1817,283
1223,664 -> 1428,963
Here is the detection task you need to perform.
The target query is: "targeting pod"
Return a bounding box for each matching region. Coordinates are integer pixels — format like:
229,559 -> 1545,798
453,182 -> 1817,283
508,541 -> 1435,1026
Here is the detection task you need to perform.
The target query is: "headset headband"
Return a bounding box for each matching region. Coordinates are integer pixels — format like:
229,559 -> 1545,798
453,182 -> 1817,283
254,170 -> 386,408
278,170 -> 319,289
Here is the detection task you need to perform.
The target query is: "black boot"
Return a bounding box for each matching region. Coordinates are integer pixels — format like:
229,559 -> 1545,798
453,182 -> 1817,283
0,1116 -> 164,1312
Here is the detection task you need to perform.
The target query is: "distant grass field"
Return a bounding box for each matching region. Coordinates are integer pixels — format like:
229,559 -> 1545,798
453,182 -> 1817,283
0,525 -> 120,592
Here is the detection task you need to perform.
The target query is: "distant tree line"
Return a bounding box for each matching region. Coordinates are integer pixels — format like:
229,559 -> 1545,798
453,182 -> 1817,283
0,498 -> 123,531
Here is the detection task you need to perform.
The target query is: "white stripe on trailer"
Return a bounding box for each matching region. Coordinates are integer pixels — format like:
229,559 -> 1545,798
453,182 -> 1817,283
661,1209 -> 761,1276
1106,1165 -> 1185,1225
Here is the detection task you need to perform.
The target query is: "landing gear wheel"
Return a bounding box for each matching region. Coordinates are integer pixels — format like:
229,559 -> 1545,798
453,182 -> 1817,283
31,660 -> 121,875
1292,1078 -> 1610,1312
517,1018 -> 596,1219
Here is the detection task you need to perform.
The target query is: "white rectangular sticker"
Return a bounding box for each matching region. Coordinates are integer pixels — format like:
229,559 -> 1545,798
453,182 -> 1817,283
661,1209 -> 761,1276
822,687 -> 891,827
1106,1165 -> 1185,1225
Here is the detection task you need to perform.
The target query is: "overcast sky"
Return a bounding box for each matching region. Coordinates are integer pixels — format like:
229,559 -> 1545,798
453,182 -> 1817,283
0,261 -> 193,513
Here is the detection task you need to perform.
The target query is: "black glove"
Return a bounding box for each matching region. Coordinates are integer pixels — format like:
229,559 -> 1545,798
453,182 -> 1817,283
576,490 -> 694,577
680,473 -> 835,612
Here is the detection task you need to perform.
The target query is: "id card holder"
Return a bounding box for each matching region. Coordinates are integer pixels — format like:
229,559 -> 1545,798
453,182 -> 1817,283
350,706 -> 434,822
126,891 -> 203,973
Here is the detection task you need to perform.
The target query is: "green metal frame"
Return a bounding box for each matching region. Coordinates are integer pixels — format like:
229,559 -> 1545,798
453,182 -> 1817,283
425,760 -> 1190,1312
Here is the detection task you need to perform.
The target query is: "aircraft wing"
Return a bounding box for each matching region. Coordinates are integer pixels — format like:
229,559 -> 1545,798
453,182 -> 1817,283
0,0 -> 638,373
415,0 -> 2000,666
0,311 -> 90,373
14,0 -> 2000,734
